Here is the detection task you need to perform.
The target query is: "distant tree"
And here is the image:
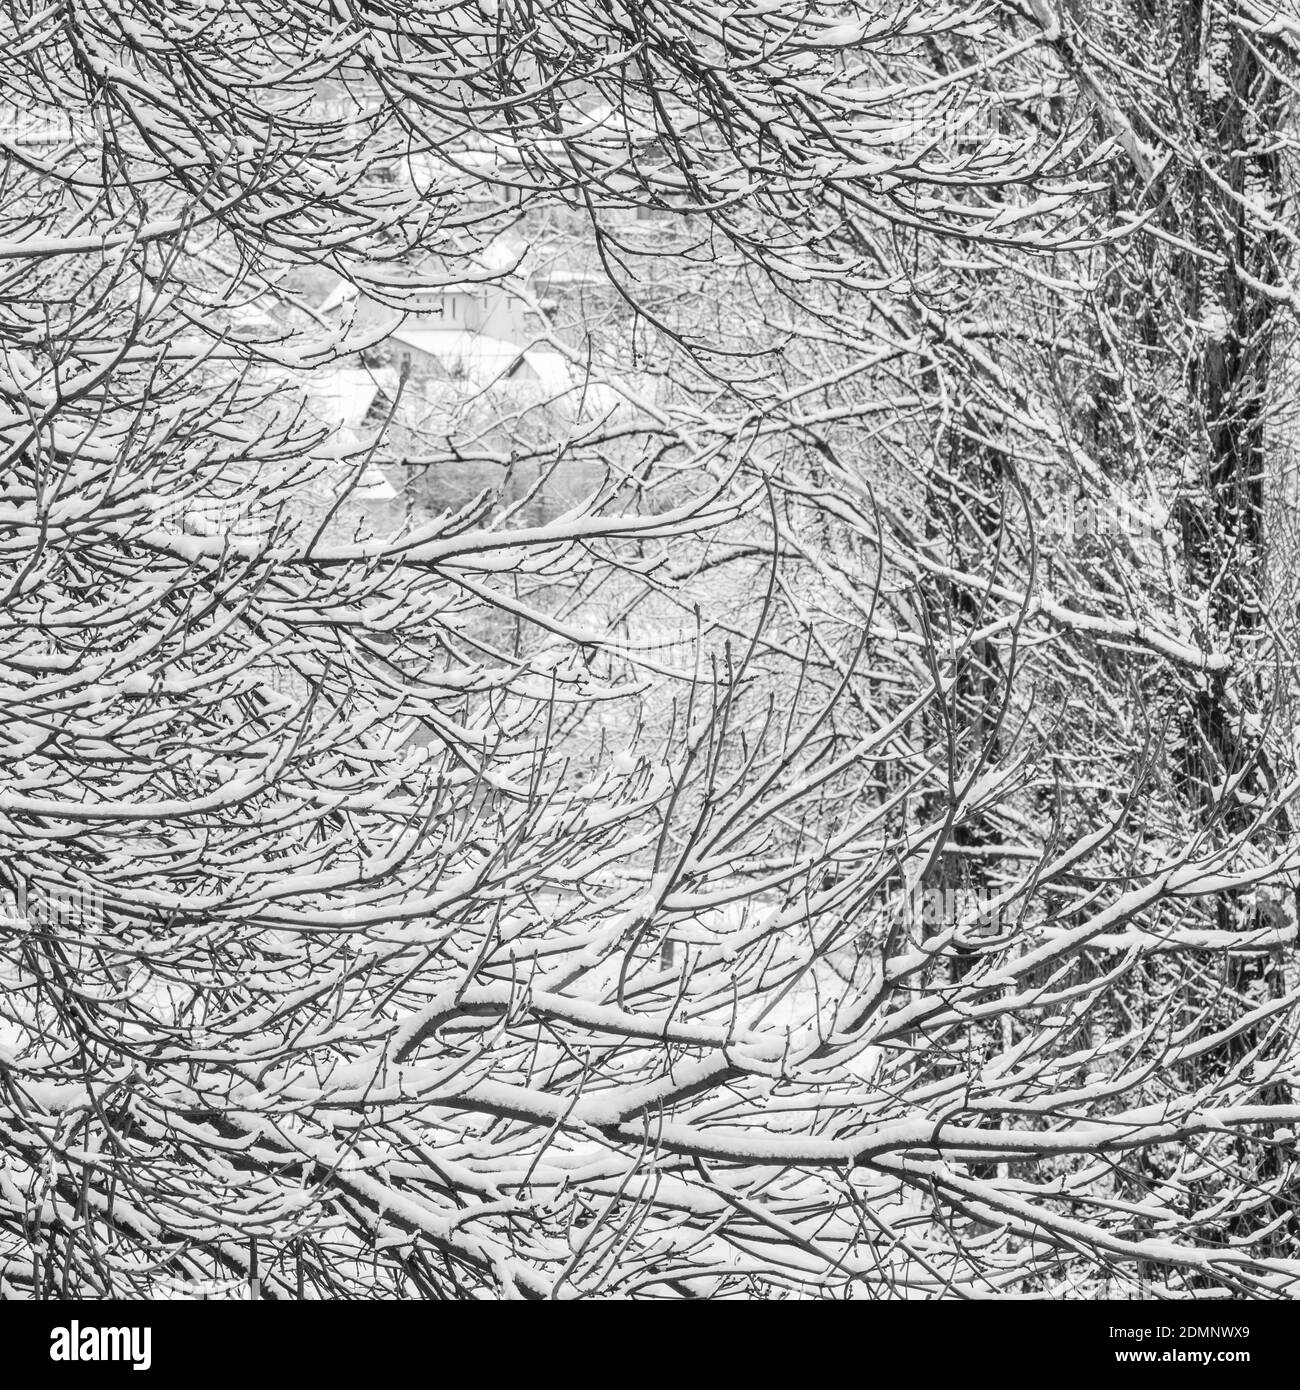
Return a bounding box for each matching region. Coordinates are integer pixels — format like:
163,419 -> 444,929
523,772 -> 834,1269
0,1 -> 1298,1300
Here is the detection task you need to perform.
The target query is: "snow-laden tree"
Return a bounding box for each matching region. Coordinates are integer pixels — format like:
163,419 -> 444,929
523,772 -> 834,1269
2,0 -> 1300,1299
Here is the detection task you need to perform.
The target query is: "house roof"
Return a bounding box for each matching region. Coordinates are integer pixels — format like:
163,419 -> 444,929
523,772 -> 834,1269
298,367 -> 400,499
303,366 -> 397,429
317,280 -> 360,315
390,329 -> 526,387
390,331 -> 626,418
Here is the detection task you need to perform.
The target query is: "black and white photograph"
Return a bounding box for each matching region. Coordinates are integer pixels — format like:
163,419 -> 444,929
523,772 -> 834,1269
2,0 -> 1300,1347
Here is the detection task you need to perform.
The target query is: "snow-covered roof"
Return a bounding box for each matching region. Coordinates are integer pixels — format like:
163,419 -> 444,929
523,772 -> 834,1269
390,329 -> 526,387
521,351 -> 623,416
520,350 -> 584,397
303,366 -> 396,429
318,280 -> 360,315
353,466 -> 397,500
532,268 -> 606,287
389,331 -> 626,418
297,368 -> 400,499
